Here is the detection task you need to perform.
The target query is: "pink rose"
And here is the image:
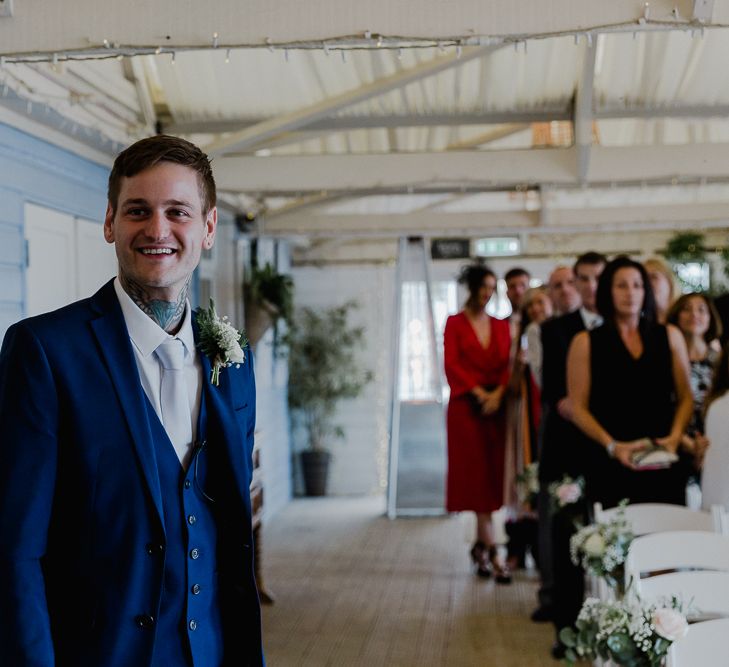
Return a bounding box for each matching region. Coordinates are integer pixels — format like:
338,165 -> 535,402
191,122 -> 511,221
557,482 -> 582,506
653,608 -> 688,642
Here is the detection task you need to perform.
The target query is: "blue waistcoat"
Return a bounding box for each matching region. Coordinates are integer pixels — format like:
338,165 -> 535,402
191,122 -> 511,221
145,393 -> 224,667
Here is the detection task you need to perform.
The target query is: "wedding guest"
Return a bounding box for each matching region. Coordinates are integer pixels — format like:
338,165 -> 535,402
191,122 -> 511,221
505,266 -> 531,337
567,255 -> 693,509
539,252 -> 606,656
547,265 -> 581,317
644,257 -> 678,325
700,344 -> 729,509
503,269 -> 533,537
523,286 -> 553,390
667,293 -> 723,464
444,264 -> 512,583
504,286 -> 552,571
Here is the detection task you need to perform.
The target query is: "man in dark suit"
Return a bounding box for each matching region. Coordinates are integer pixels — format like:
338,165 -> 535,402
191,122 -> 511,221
539,252 -> 606,658
0,136 -> 263,666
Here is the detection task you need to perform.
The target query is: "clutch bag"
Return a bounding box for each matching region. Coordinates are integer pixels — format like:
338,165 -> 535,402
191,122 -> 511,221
630,438 -> 679,470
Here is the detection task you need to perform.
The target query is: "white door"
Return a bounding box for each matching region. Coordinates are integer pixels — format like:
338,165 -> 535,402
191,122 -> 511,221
76,218 -> 117,298
24,204 -> 76,317
24,204 -> 117,317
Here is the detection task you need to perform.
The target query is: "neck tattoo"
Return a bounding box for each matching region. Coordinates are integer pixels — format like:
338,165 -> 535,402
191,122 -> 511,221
120,273 -> 189,334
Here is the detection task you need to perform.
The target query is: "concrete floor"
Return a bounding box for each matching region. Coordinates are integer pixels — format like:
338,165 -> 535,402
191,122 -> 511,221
259,496 -> 557,666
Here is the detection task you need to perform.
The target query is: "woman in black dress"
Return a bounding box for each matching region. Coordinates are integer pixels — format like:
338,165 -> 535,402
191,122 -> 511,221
566,256 -> 693,508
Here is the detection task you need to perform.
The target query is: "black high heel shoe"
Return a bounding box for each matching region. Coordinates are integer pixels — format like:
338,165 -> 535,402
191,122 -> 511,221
469,541 -> 492,578
489,545 -> 512,585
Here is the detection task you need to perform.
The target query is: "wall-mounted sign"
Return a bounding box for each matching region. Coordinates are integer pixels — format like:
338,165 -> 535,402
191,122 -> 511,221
430,238 -> 470,260
474,237 -> 521,257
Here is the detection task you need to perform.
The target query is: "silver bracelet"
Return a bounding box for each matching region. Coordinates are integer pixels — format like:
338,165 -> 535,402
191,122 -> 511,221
606,440 -> 617,458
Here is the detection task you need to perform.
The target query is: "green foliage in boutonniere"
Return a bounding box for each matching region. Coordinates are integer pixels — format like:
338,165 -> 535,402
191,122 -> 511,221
196,299 -> 248,386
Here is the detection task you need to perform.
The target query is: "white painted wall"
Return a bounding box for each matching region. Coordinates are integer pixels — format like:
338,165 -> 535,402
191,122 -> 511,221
291,263 -> 395,496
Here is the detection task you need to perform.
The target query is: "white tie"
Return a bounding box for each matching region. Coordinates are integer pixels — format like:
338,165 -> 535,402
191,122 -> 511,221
156,338 -> 193,464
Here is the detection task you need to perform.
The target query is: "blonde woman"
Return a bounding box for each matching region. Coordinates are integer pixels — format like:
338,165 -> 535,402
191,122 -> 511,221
644,257 -> 679,325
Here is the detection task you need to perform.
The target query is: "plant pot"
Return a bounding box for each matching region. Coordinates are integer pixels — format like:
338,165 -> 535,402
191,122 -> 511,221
244,298 -> 279,347
300,450 -> 332,496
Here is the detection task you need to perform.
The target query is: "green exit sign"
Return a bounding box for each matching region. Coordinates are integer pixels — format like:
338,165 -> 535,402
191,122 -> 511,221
474,237 -> 521,257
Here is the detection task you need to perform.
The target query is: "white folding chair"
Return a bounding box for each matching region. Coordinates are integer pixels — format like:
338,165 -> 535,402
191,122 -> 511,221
590,504 -> 721,600
667,617 -> 729,667
634,570 -> 729,618
593,502 -> 717,536
625,531 -> 729,590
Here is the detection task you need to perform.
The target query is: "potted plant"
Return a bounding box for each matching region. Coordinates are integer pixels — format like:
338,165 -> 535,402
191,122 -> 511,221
243,262 -> 294,347
283,301 -> 373,496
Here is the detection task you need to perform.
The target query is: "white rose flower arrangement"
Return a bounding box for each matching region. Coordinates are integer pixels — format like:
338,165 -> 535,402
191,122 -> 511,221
560,596 -> 688,666
548,474 -> 585,511
570,502 -> 634,594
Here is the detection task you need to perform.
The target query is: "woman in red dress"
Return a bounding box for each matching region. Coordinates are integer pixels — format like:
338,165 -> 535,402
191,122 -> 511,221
444,264 -> 512,582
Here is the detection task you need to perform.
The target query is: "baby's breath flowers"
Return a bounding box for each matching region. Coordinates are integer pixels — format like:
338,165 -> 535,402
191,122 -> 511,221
196,299 -> 248,386
560,596 -> 687,666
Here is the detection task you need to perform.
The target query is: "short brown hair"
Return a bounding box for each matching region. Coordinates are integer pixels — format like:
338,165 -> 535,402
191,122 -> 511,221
667,292 -> 723,344
107,135 -> 216,215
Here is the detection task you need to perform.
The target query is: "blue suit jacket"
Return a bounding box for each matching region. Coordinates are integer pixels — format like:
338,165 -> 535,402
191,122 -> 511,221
0,280 -> 263,666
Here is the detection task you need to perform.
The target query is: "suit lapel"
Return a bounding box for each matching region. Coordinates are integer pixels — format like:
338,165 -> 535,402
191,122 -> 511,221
89,281 -> 165,531
193,313 -> 250,514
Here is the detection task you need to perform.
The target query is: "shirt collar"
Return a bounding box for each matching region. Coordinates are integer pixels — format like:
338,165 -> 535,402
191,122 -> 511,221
113,277 -> 195,359
580,306 -> 603,330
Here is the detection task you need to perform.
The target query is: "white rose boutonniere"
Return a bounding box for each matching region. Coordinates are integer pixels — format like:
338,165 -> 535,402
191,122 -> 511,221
196,299 -> 248,386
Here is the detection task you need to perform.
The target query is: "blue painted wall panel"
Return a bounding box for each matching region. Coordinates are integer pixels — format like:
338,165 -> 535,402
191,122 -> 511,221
0,190 -> 23,228
0,265 -> 22,302
0,225 -> 24,266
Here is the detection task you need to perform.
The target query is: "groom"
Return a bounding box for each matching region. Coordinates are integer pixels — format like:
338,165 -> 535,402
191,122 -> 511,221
0,135 -> 263,666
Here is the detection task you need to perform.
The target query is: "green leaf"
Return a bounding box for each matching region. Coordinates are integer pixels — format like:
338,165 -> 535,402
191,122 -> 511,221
559,627 -> 577,647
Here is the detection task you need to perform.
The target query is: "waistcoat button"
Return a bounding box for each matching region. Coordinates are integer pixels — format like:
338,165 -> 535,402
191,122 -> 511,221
191,583 -> 201,595
189,619 -> 198,631
190,548 -> 200,560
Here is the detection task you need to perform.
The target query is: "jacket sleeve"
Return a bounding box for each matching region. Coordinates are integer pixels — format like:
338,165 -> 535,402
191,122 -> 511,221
0,322 -> 57,666
540,319 -> 568,408
443,316 -> 480,398
243,348 -> 256,486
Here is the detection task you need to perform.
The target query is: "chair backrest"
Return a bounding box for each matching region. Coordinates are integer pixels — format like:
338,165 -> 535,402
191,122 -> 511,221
712,505 -> 729,536
635,570 -> 729,617
625,531 -> 729,586
593,502 -> 717,536
667,617 -> 729,667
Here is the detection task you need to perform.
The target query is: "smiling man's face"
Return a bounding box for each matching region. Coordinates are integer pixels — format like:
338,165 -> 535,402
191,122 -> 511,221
104,161 -> 217,301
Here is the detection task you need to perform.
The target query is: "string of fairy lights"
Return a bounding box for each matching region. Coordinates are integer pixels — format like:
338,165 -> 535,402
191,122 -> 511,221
0,1 -> 725,67
0,3 -> 726,154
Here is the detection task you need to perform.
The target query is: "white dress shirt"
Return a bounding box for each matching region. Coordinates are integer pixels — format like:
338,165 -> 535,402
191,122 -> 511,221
114,278 -> 203,466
